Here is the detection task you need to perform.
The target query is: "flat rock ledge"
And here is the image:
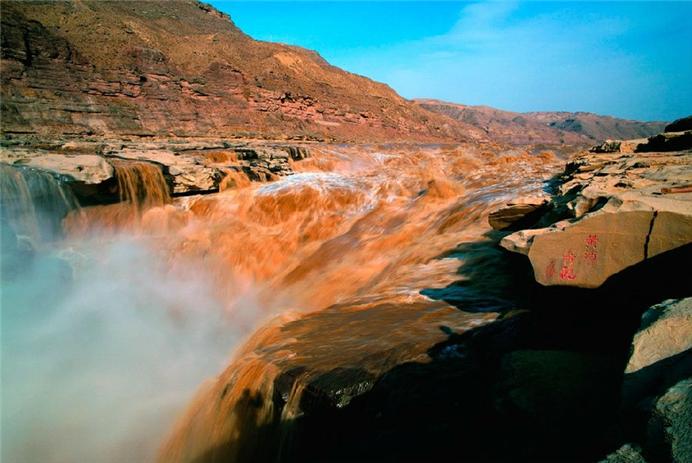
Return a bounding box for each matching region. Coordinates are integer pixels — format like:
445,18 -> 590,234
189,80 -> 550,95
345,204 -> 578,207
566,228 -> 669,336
0,138 -> 311,195
500,149 -> 692,288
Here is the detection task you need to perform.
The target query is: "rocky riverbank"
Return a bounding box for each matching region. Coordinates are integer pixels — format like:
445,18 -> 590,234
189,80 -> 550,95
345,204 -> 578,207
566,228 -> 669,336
486,129 -> 691,462
0,137 -> 311,204
2,124 -> 689,463
498,137 -> 692,288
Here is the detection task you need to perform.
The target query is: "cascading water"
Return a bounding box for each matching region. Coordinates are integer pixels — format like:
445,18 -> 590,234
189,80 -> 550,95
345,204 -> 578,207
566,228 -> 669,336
155,145 -> 562,462
1,160 -> 232,463
63,160 -> 172,236
113,161 -> 171,207
1,145 -> 563,463
0,163 -> 80,246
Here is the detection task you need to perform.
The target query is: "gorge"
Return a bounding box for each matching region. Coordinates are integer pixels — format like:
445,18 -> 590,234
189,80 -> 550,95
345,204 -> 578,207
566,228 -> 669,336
1,2 -> 690,463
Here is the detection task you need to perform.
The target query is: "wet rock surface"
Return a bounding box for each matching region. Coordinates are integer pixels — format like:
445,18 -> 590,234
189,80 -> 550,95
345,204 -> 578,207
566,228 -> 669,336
0,139 -> 311,199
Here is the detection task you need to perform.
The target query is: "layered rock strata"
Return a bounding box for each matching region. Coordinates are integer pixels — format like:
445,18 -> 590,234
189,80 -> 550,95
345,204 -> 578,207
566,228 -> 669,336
0,1 -> 473,143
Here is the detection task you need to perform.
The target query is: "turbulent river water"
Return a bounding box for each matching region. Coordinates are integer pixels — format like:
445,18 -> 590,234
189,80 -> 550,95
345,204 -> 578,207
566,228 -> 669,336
1,144 -> 561,462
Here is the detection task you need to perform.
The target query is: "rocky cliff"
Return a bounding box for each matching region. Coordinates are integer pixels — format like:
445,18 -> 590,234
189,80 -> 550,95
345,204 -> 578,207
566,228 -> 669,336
1,1 -> 476,143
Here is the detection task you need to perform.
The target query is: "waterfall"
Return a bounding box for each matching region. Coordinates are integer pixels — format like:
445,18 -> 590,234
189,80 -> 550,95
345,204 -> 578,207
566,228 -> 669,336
113,161 -> 171,208
0,163 -> 80,246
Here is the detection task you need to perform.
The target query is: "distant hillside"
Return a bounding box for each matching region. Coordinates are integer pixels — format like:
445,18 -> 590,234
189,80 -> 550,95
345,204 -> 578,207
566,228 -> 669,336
0,1 -> 482,143
415,99 -> 666,145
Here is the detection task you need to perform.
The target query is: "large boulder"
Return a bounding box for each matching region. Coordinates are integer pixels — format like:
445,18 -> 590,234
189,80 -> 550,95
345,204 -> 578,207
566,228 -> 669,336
590,140 -> 623,153
501,151 -> 692,288
622,298 -> 692,416
625,298 -> 692,375
503,197 -> 692,288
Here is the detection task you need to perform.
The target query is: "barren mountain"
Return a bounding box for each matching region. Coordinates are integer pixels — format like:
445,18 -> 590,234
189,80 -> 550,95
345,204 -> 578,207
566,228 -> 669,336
415,99 -> 666,145
1,1 -> 666,145
1,1 -> 482,143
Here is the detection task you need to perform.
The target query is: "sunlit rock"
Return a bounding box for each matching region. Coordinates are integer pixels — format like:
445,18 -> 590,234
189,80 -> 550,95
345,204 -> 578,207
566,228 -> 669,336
501,148 -> 692,288
625,298 -> 692,375
0,150 -> 114,184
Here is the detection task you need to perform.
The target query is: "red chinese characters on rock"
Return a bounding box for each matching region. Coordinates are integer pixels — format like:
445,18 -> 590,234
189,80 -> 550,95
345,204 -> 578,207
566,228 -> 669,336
583,234 -> 599,263
559,250 -> 577,280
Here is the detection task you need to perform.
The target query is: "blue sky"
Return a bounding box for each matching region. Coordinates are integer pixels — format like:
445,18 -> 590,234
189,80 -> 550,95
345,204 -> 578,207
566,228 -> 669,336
211,1 -> 692,121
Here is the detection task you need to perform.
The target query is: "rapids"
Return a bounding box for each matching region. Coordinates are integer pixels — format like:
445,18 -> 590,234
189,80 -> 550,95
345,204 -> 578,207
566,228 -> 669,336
1,144 -> 561,463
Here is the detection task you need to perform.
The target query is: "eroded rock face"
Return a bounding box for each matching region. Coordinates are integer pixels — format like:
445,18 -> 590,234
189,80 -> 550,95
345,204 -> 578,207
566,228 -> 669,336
625,298 -> 692,375
621,298 -> 692,416
501,150 -> 692,288
488,194 -> 551,231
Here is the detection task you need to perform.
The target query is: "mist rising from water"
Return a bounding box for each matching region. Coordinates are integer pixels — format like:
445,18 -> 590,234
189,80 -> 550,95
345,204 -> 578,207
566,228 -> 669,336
1,227 -> 258,463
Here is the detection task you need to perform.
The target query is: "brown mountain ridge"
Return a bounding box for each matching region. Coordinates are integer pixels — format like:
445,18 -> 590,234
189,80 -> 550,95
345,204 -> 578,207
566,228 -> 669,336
414,99 -> 666,145
0,1 -> 667,144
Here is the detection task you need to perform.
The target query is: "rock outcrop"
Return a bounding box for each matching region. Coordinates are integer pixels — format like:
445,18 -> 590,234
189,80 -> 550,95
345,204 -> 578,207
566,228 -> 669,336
625,298 -> 692,376
615,298 -> 692,463
637,131 -> 692,153
599,444 -> 648,463
0,150 -> 113,184
589,127 -> 692,155
646,378 -> 691,463
501,149 -> 692,288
